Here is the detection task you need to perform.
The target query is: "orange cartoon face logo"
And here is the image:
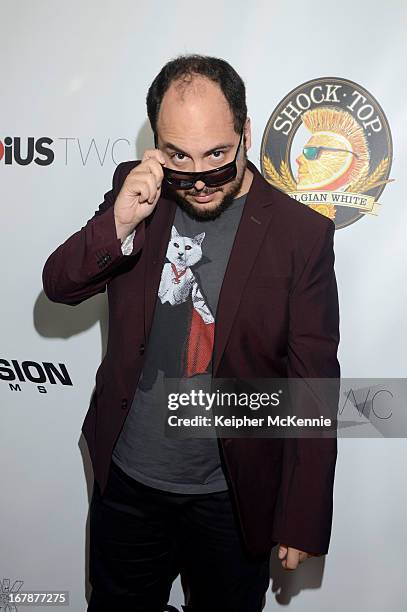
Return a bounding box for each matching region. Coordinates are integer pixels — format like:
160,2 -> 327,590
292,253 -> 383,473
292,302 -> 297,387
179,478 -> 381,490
296,108 -> 370,192
261,78 -> 393,229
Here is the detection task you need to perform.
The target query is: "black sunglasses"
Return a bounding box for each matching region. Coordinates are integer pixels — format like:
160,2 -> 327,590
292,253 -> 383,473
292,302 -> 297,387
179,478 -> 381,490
154,130 -> 244,189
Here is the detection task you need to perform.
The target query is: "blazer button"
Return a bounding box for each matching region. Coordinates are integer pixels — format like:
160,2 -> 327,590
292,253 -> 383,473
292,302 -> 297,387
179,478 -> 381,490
121,398 -> 128,410
139,343 -> 145,355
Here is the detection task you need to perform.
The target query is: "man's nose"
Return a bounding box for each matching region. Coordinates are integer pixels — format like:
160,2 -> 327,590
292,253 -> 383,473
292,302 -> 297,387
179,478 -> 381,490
194,180 -> 206,191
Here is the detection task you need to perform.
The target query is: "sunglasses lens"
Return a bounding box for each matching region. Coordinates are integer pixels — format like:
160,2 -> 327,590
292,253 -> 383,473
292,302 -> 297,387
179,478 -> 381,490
175,178 -> 195,189
204,165 -> 237,187
163,164 -> 237,189
163,170 -> 194,189
303,147 -> 318,160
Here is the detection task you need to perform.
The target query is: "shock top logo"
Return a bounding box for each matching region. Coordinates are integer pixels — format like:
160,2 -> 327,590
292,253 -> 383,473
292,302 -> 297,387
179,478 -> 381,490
261,77 -> 394,228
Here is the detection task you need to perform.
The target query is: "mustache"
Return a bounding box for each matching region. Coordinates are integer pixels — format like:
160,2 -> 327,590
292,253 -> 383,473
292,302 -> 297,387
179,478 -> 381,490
186,188 -> 221,196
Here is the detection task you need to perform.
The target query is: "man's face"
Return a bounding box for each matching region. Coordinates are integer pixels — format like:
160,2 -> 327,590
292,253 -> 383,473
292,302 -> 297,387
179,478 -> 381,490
156,75 -> 252,219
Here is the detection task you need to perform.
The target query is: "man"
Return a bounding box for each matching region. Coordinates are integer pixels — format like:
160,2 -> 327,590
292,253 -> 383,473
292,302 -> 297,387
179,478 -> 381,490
42,54 -> 340,612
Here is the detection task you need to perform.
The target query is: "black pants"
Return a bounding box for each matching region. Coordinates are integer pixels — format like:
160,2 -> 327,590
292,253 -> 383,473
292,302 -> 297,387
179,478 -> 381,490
88,460 -> 270,612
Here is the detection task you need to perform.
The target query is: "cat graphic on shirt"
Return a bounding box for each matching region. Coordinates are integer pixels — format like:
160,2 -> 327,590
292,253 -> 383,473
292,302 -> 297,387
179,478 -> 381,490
159,226 -> 214,324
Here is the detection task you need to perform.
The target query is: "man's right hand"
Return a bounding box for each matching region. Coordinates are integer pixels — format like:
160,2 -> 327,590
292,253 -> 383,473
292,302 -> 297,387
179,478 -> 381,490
114,149 -> 166,242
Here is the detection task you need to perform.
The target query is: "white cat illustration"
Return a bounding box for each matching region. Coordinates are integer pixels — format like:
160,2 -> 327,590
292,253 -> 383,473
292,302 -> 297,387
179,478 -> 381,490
158,226 -> 214,325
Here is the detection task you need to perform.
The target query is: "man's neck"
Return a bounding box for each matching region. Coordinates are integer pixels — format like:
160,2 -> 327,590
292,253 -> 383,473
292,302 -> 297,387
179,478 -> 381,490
235,167 -> 254,199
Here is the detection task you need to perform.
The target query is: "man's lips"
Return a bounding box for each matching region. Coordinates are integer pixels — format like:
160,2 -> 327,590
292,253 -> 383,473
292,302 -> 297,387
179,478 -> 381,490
188,191 -> 219,203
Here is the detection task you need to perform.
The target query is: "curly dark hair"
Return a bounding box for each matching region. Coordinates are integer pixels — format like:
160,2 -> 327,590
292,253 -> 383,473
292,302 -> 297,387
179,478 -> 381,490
146,54 -> 247,139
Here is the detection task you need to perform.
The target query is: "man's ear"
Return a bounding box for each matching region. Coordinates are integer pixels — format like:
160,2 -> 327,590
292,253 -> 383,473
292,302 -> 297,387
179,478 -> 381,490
244,116 -> 252,151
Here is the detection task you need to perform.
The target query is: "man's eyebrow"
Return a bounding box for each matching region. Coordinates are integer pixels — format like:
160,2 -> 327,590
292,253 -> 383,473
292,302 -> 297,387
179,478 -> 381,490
163,142 -> 233,156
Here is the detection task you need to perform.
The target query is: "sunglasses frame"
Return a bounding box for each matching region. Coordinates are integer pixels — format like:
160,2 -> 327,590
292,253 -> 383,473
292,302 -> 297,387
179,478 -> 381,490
303,145 -> 359,161
154,129 -> 244,189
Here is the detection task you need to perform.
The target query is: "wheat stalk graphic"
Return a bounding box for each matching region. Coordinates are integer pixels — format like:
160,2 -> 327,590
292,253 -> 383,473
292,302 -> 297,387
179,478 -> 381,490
347,157 -> 393,193
263,154 -> 296,191
263,153 -> 394,195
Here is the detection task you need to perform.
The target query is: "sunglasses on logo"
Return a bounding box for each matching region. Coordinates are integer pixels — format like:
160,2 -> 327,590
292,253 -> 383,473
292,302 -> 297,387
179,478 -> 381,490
154,129 -> 244,190
303,146 -> 359,161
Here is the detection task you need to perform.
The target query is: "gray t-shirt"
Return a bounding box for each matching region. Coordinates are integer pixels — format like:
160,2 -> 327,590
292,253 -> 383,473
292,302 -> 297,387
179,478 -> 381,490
112,192 -> 247,493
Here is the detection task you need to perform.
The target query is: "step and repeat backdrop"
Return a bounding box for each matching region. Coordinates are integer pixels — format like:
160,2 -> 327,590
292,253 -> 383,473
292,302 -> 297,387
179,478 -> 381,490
1,1 -> 406,610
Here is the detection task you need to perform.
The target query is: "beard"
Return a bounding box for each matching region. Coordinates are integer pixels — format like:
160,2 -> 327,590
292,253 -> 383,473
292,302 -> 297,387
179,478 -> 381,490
165,149 -> 248,221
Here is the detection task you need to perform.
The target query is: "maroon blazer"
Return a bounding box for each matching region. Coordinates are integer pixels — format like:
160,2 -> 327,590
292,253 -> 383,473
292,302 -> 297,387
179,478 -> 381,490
42,159 -> 340,557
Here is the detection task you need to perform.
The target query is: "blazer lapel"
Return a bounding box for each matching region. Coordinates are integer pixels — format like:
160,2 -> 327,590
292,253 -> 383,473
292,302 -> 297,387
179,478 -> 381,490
212,160 -> 275,375
143,190 -> 177,340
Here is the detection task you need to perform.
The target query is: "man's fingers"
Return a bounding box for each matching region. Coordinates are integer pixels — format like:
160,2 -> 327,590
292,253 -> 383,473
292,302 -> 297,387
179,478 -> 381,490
137,157 -> 165,192
133,180 -> 150,204
284,547 -> 299,570
141,148 -> 166,166
141,172 -> 161,203
126,149 -> 166,203
145,160 -> 164,192
126,171 -> 161,204
278,544 -> 288,559
279,544 -> 313,570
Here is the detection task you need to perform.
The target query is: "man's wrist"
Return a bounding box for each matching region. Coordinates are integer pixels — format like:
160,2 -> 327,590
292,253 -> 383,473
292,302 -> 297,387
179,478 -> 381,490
115,217 -> 139,243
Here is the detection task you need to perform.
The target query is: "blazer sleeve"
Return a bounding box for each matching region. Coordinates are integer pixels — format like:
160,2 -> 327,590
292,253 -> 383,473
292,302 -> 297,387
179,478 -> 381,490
271,220 -> 340,555
42,162 -> 145,305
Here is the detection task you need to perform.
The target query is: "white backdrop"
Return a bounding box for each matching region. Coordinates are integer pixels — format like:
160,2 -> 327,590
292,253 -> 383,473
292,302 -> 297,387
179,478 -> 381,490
1,1 -> 406,610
